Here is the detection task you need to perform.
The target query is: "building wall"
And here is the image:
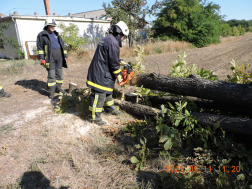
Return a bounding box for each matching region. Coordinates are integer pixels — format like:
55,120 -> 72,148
0,19 -> 19,59
0,16 -> 111,59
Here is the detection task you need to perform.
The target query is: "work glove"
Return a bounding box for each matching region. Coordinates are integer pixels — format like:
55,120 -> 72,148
117,74 -> 123,84
40,60 -> 45,65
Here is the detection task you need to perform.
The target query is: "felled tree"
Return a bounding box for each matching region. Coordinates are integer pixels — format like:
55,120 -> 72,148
103,0 -> 163,48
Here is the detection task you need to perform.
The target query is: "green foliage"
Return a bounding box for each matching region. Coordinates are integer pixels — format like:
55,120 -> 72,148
135,85 -> 152,105
58,23 -> 90,51
169,51 -> 197,77
196,68 -> 219,81
130,137 -> 149,171
103,0 -> 163,48
153,99 -> 252,188
221,23 -> 232,37
133,45 -> 146,74
226,59 -> 252,84
153,0 -> 222,47
0,124 -> 14,134
168,51 -> 219,81
156,171 -> 203,189
55,88 -> 90,116
0,22 -> 24,59
226,19 -> 252,32
154,47 -> 162,54
232,26 -> 240,36
55,92 -> 70,114
124,120 -> 149,137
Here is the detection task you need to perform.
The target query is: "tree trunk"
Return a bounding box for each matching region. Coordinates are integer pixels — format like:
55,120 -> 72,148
114,99 -> 252,136
128,73 -> 252,108
146,96 -> 252,117
128,34 -> 134,48
192,112 -> 252,137
114,99 -> 159,118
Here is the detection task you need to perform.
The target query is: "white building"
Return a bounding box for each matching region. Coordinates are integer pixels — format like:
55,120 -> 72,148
0,13 -> 111,59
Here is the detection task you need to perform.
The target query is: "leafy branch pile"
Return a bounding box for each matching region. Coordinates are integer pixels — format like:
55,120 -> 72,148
127,52 -> 252,188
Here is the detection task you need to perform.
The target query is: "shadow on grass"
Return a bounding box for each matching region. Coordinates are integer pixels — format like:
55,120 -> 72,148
15,79 -> 49,97
20,171 -> 68,189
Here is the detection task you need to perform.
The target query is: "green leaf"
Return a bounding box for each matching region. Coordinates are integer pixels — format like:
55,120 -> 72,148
213,123 -> 220,131
168,102 -> 174,109
182,101 -> 187,108
135,144 -> 141,149
164,138 -> 172,150
159,135 -> 169,143
140,138 -> 144,145
175,119 -> 181,126
237,173 -> 245,180
158,171 -> 169,177
185,109 -> 190,116
131,156 -> 140,163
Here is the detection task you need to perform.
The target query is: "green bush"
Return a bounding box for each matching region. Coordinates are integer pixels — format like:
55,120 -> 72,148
232,26 -> 240,36
58,23 -> 90,51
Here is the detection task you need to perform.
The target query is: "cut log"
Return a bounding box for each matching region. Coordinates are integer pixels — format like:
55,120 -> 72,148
128,73 -> 252,108
147,96 -> 252,117
114,99 -> 252,136
191,112 -> 252,136
114,99 -> 159,118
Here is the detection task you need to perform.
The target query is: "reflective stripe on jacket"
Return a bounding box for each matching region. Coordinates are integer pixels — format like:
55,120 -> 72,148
36,30 -> 68,68
86,34 -> 121,94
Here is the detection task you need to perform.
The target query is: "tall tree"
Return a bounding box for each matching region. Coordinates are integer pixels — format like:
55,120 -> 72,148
103,0 -> 163,48
153,0 -> 223,47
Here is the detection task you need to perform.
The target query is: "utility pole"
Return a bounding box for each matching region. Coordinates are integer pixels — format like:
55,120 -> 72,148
43,0 -> 51,15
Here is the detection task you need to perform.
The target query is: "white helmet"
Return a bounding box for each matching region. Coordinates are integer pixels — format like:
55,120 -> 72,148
115,21 -> 129,36
44,18 -> 57,27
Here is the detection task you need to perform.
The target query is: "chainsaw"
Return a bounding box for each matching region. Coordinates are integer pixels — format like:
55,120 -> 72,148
118,61 -> 135,86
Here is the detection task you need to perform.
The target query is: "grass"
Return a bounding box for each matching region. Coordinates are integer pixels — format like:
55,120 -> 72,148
120,39 -> 194,58
0,124 -> 14,134
0,59 -> 39,75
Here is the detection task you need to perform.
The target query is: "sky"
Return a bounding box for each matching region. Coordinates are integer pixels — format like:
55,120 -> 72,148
1,0 -> 252,22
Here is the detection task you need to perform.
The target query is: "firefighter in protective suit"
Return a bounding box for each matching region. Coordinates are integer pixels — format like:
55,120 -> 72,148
86,21 -> 129,126
37,18 -> 68,99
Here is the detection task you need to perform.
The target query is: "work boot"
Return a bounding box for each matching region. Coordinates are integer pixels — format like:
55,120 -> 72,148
104,106 -> 120,115
0,88 -> 11,98
87,116 -> 107,126
48,85 -> 56,99
109,109 -> 120,115
55,83 -> 66,94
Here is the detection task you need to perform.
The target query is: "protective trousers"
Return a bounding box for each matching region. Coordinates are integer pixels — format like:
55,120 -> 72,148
89,89 -> 117,121
46,49 -> 63,94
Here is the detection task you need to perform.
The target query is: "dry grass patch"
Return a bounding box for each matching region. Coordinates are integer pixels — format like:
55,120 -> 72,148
220,36 -> 242,44
120,40 -> 194,58
69,48 -> 95,64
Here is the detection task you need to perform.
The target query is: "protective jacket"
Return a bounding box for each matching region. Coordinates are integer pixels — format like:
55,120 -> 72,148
37,30 -> 68,69
86,34 -> 121,94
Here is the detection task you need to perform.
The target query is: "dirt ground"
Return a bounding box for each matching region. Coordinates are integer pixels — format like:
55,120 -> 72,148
0,33 -> 252,188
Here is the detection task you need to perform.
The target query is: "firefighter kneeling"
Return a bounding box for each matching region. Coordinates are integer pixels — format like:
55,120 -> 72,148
86,21 -> 129,126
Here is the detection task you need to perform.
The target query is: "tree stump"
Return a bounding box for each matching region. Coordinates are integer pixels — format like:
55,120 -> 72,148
125,93 -> 138,103
69,82 -> 78,94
